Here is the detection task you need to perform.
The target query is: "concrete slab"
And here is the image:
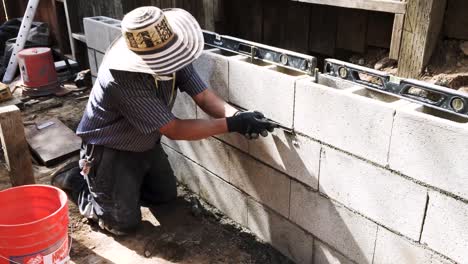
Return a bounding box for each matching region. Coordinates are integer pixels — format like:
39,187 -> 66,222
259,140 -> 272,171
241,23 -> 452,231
290,181 -> 378,263
314,240 -> 353,264
375,227 -> 454,264
230,148 -> 291,218
294,78 -> 399,166
320,146 -> 428,240
421,192 -> 468,263
84,16 -> 121,53
247,199 -> 314,264
193,49 -> 229,100
229,57 -> 308,128
249,130 -> 321,189
389,103 -> 468,200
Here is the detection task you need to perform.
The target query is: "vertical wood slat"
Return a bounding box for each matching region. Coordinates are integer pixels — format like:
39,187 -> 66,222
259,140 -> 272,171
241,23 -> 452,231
224,0 -> 263,42
0,106 -> 34,187
444,0 -> 468,40
203,0 -> 214,31
308,4 -> 337,56
366,11 -> 393,48
398,0 -> 447,78
389,13 -> 404,60
336,7 -> 368,53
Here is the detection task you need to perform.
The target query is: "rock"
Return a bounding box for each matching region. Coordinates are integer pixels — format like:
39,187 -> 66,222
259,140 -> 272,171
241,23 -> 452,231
374,57 -> 397,70
358,58 -> 365,65
459,87 -> 468,94
144,250 -> 152,258
460,41 -> 468,56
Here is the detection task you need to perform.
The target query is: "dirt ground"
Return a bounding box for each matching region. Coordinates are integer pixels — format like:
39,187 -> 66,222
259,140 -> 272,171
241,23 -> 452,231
0,85 -> 292,264
348,39 -> 468,94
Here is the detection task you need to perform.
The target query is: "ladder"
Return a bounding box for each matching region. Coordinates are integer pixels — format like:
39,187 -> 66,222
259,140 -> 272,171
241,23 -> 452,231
2,0 -> 41,84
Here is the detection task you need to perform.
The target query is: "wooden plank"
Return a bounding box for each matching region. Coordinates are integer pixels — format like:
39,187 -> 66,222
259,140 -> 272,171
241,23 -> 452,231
336,8 -> 368,53
283,1 -> 310,53
398,0 -> 447,78
25,118 -> 81,166
224,0 -> 263,42
308,4 -> 337,56
202,0 -> 215,31
444,0 -> 468,40
292,0 -> 406,14
160,0 -> 175,8
0,105 -> 34,186
262,0 -> 284,47
366,11 -> 393,48
389,13 -> 404,59
213,0 -> 226,33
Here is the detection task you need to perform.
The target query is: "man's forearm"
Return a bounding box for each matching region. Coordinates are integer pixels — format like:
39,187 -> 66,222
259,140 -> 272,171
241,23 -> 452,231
194,89 -> 238,118
161,118 -> 228,140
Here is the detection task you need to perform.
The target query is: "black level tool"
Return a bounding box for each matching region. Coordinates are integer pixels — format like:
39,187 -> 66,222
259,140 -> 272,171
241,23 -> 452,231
324,59 -> 468,118
203,30 -> 317,76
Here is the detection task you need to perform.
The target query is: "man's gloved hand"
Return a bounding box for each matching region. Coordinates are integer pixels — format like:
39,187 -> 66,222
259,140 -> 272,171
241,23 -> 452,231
226,111 -> 278,139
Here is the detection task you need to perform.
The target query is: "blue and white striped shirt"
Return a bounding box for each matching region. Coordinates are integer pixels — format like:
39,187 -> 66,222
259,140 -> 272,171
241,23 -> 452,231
77,63 -> 207,152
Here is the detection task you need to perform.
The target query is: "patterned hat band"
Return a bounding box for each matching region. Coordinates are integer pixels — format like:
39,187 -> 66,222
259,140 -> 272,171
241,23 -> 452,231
123,15 -> 176,52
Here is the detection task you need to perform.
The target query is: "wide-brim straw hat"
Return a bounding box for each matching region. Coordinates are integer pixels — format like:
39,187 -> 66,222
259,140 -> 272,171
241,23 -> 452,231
103,7 -> 204,75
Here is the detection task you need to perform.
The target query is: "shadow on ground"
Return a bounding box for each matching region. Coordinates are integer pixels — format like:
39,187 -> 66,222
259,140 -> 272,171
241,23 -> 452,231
70,190 -> 293,264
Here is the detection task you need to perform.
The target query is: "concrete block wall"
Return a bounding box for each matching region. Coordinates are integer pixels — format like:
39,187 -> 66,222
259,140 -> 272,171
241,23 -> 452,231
84,17 -> 467,264
166,48 -> 467,264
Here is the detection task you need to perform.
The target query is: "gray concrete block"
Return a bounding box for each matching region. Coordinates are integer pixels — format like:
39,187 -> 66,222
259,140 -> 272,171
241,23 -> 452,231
95,51 -> 105,71
320,146 -> 428,240
198,164 -> 248,226
421,192 -> 468,263
230,148 -> 291,218
249,130 -> 320,189
172,92 -> 196,119
193,49 -> 229,100
314,240 -> 353,264
162,137 -> 231,182
229,57 -> 308,128
388,104 -> 468,200
87,48 -> 97,77
374,227 -> 454,264
84,16 -> 121,53
294,79 -> 399,166
196,106 -> 249,153
163,145 -> 200,194
247,199 -> 314,264
290,181 -> 378,263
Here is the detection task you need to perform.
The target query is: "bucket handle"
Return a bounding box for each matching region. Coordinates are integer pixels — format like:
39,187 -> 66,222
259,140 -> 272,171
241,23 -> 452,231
0,231 -> 73,264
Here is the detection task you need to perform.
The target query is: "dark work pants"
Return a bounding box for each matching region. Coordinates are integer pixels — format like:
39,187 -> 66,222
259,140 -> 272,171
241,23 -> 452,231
70,143 -> 177,233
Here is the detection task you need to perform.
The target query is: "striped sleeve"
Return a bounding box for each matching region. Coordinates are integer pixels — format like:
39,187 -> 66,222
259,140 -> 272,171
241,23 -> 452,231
176,63 -> 208,97
114,72 -> 175,134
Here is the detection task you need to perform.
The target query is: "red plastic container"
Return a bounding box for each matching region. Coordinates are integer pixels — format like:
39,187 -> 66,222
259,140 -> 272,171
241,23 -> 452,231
0,185 -> 69,264
17,47 -> 58,88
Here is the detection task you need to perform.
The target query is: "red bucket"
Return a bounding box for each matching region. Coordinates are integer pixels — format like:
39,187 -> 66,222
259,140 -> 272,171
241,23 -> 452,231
0,185 -> 69,264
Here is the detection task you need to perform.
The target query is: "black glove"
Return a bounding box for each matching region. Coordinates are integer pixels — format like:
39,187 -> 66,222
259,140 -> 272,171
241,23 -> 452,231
226,111 -> 279,138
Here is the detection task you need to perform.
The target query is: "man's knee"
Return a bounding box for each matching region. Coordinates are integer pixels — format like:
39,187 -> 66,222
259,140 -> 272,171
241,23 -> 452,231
99,203 -> 142,235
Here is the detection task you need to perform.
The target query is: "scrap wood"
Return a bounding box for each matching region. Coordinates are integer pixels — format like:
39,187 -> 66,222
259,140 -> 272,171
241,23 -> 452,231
24,118 -> 81,166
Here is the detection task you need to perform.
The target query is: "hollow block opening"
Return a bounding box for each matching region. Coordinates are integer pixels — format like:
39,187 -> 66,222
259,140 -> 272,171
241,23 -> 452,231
209,49 -> 238,57
238,57 -> 271,66
269,66 -> 307,77
416,106 -> 468,123
317,75 -> 356,90
353,89 -> 399,103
